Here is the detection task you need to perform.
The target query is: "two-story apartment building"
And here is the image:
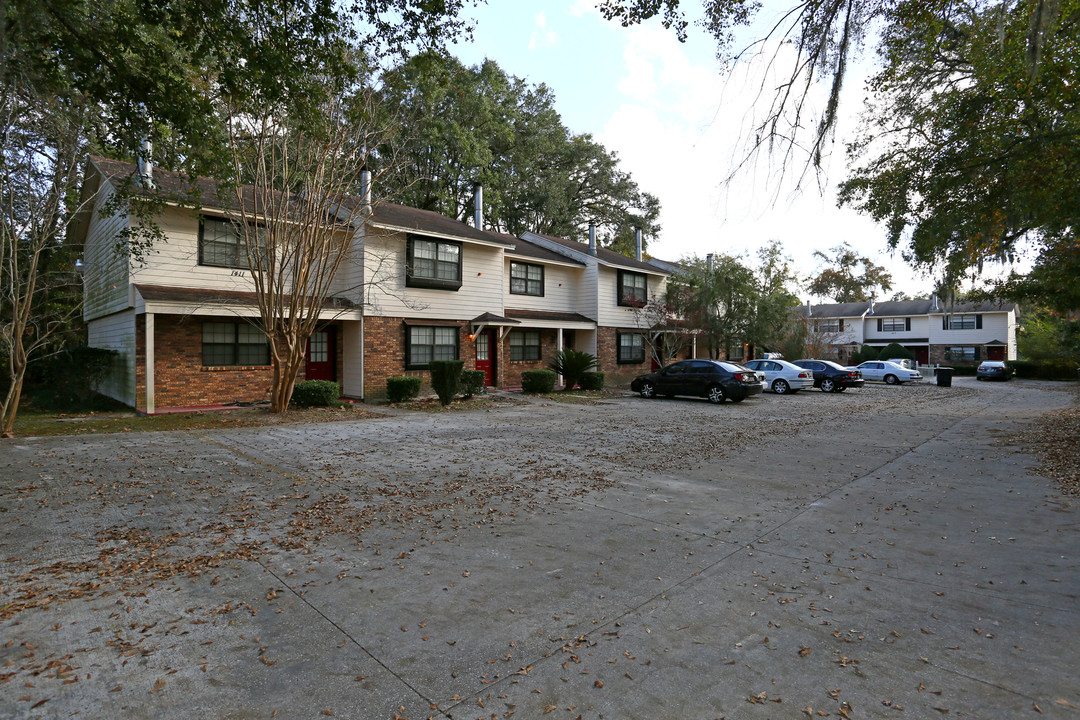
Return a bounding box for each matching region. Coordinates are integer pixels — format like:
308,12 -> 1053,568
800,297 -> 1019,365
73,156 -> 672,412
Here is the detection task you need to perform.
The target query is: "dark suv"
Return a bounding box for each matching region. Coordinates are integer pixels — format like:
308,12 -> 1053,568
793,359 -> 865,393
631,359 -> 764,403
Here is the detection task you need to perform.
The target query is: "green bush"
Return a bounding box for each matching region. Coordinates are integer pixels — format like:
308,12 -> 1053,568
549,349 -> 598,390
386,376 -> 422,403
34,346 -> 120,409
521,369 -> 557,394
854,345 -> 879,363
461,370 -> 486,399
1010,360 -> 1078,380
291,380 -> 339,407
879,342 -> 913,360
579,371 -> 605,390
430,359 -> 464,406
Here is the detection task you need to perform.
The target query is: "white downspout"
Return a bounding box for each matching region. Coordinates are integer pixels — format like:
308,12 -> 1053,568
556,328 -> 564,388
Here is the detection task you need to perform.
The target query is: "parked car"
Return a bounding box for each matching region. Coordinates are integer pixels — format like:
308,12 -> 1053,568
631,359 -> 764,403
793,359 -> 866,393
885,358 -> 917,371
848,360 -> 923,384
728,361 -> 768,386
742,358 -> 814,394
977,360 -> 1013,381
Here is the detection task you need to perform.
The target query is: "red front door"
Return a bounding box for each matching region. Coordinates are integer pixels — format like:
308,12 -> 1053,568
475,330 -> 495,386
987,346 -> 1005,361
305,328 -> 336,382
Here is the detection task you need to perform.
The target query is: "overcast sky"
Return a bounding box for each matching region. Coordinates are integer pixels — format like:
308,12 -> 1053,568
447,0 -> 941,301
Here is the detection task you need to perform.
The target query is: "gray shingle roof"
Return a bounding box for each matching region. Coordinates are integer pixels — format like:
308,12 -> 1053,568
528,232 -> 667,274
507,236 -> 587,266
803,298 -> 1018,318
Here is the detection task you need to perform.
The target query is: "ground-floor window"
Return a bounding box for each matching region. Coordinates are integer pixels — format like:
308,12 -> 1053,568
617,332 -> 645,364
945,346 -> 978,362
202,322 -> 269,367
407,325 -> 459,368
509,330 -> 542,361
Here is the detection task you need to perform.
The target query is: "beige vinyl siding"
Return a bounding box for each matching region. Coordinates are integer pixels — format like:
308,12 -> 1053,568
87,311 -> 136,406
928,312 -> 1009,344
503,260 -> 585,313
596,266 -> 667,329
362,231 -> 505,319
82,183 -> 131,321
129,207 -> 265,292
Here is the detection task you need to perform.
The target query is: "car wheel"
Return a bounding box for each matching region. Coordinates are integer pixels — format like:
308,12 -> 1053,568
976,376 -> 983,381
884,374 -> 899,385
707,384 -> 725,404
772,379 -> 790,394
639,381 -> 656,398
820,378 -> 836,393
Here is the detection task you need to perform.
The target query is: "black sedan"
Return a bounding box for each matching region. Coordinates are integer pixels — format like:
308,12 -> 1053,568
793,359 -> 865,393
631,359 -> 764,403
976,361 -> 1013,381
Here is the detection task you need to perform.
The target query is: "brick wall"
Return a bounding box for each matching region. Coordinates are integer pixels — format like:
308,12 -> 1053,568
147,314 -> 288,409
363,316 -> 476,399
598,326 -> 651,387
501,329 -> 558,388
929,344 -> 990,366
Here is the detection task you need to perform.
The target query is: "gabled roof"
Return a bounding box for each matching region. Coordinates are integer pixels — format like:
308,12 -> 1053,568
802,298 -> 1018,319
362,200 -> 515,247
504,308 -> 594,324
507,236 -> 587,266
526,231 -> 668,274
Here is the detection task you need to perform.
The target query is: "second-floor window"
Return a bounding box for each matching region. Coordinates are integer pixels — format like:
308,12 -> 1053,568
407,236 -> 462,290
944,314 -> 981,330
199,217 -> 267,269
618,270 -> 647,306
879,317 -> 911,332
510,262 -> 544,296
816,319 -> 844,333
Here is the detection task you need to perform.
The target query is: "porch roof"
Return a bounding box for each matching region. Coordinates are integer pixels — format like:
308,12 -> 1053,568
469,312 -> 521,327
134,284 -> 357,311
504,309 -> 595,325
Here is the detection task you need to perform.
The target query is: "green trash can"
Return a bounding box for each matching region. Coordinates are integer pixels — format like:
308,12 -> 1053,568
937,367 -> 953,387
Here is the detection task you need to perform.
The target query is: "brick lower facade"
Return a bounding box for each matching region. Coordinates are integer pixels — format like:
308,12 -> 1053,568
500,329 -> 559,388
362,316 -> 478,400
598,326 -> 651,387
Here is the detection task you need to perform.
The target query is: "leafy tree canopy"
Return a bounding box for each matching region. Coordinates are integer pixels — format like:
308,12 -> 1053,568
376,52 -> 660,252
807,243 -> 893,302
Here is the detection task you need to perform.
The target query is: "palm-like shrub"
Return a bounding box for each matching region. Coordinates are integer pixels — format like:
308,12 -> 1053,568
548,349 -> 598,390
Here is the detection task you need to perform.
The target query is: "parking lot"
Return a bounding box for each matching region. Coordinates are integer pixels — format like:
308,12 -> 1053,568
2,378 -> 1078,719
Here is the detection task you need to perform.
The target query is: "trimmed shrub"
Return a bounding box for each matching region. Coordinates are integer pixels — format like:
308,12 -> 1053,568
291,380 -> 339,407
879,342 -> 913,360
854,345 -> 879,363
461,370 -> 486,399
34,346 -> 120,409
1010,360 -> 1078,380
521,369 -> 557,394
430,359 -> 464,406
386,376 -> 422,403
549,349 -> 598,390
579,371 -> 605,391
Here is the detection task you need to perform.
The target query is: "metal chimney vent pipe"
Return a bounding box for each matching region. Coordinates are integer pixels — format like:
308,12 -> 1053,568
706,253 -> 714,272
588,225 -> 596,256
137,137 -> 153,189
360,170 -> 372,215
635,228 -> 642,261
473,183 -> 483,230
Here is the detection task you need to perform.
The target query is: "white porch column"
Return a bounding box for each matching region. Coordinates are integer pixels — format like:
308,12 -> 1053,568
691,335 -> 697,359
556,328 -> 564,387
145,313 -> 155,415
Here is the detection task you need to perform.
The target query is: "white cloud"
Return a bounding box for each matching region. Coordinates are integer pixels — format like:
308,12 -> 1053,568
528,12 -> 558,50
598,25 -> 936,298
566,0 -> 599,18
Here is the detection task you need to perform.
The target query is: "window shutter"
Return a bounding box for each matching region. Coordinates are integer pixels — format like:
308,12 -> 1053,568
905,318 -> 911,331
877,319 -> 882,331
943,316 -> 948,330
839,319 -> 845,331
975,315 -> 982,329
974,347 -> 981,361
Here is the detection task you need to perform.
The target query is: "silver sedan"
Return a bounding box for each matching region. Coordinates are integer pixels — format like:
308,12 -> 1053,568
742,358 -> 814,394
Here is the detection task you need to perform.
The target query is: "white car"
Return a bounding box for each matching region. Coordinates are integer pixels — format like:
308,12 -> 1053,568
742,358 -> 814,394
848,360 -> 923,384
885,358 -> 917,371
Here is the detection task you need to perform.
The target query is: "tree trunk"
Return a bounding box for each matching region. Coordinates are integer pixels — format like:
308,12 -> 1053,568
1,342 -> 27,438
